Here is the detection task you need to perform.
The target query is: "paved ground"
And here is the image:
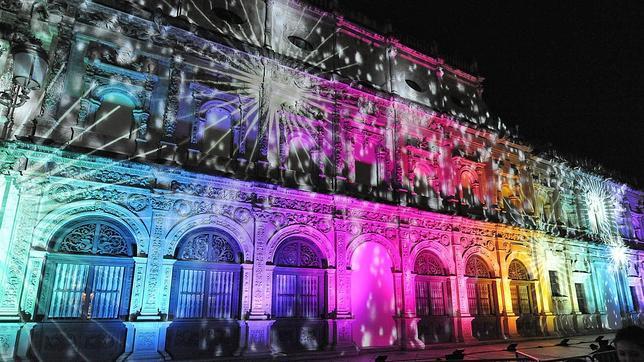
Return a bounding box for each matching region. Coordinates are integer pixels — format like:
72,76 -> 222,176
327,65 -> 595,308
333,333 -> 615,361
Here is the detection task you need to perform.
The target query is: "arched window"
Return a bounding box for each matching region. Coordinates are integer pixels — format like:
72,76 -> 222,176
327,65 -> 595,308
287,137 -> 312,175
460,172 -> 477,205
272,239 -> 325,318
414,251 -> 447,316
508,260 -> 529,281
38,220 -> 135,320
201,106 -> 233,157
169,230 -> 241,320
508,260 -> 536,316
465,256 -> 495,316
94,92 -> 136,139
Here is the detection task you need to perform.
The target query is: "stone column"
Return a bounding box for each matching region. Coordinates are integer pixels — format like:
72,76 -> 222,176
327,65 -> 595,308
0,191 -> 40,320
452,239 -> 475,342
399,229 -> 423,349
497,251 -> 515,338
158,56 -> 184,163
589,258 -> 608,329
139,207 -> 168,318
534,239 -> 555,335
243,211 -> 274,355
332,226 -> 356,352
32,7 -> 77,141
19,249 -> 46,320
240,263 -> 254,318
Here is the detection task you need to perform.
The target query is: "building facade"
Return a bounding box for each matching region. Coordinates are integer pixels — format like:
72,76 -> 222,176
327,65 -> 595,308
0,0 -> 643,360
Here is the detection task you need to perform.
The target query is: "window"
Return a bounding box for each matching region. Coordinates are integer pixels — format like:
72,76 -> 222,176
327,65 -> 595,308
465,256 -> 491,278
272,239 -> 325,319
630,286 -> 640,312
510,285 -> 533,315
94,92 -> 135,139
575,283 -> 588,314
201,106 -> 233,157
549,271 -> 562,297
39,220 -> 135,320
460,172 -> 477,205
465,256 -> 496,316
416,281 -> 446,316
467,282 -> 495,316
169,230 -> 241,320
414,252 -> 448,317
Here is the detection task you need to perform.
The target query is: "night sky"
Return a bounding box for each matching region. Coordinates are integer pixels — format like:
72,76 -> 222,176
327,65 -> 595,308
338,1 -> 644,186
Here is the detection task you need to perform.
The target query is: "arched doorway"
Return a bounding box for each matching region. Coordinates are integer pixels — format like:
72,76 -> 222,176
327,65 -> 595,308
414,251 -> 453,343
351,241 -> 398,348
270,238 -> 328,352
165,229 -> 243,359
465,255 -> 501,340
31,219 -> 135,361
508,259 -> 541,337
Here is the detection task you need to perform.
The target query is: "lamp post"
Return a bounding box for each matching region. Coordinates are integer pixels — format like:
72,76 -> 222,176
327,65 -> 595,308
0,40 -> 49,139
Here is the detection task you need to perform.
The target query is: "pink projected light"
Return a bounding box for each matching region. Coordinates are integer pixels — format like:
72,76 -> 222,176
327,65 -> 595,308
351,241 -> 398,348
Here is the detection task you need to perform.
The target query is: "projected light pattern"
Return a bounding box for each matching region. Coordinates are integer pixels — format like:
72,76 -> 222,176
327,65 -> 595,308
0,0 -> 642,360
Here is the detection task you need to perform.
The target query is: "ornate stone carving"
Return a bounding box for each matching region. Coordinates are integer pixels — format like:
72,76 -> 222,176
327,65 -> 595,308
274,240 -> 322,268
414,252 -> 445,275
465,256 -> 492,278
508,260 -> 529,280
177,231 -> 236,262
56,222 -> 130,256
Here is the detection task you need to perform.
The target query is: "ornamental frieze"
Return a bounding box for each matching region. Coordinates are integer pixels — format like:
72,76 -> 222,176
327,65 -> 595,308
497,231 -> 530,243
334,220 -> 398,239
262,195 -> 334,214
402,216 -> 453,231
461,236 -> 495,252
406,229 -> 451,246
46,183 -> 150,212
265,211 -> 332,233
170,180 -> 253,202
48,164 -> 153,188
343,209 -> 398,224
459,225 -> 496,237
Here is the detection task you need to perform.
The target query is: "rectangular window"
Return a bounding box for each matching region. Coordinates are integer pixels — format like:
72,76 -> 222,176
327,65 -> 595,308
49,263 -> 90,319
176,269 -> 206,319
206,270 -> 236,319
274,274 -> 297,317
549,271 -> 561,296
575,283 -> 588,314
48,262 -> 130,320
174,268 -> 237,319
510,286 -> 520,314
89,265 -> 125,319
518,285 -> 531,314
299,275 -> 319,318
478,283 -> 492,315
415,281 -> 431,316
273,273 -> 320,318
467,283 -> 478,315
430,281 -> 445,316
630,286 -> 640,312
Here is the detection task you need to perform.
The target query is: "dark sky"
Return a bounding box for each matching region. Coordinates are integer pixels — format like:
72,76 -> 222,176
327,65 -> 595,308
339,1 -> 644,186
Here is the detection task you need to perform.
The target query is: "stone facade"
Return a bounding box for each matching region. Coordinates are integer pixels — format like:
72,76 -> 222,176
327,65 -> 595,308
0,0 -> 642,360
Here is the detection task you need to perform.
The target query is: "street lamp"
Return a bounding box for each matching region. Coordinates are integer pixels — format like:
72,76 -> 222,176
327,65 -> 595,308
0,40 -> 49,138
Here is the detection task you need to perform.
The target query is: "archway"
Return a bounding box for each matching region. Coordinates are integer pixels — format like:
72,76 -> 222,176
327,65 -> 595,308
508,259 -> 541,337
414,250 -> 453,343
465,255 -> 501,340
165,228 -> 243,359
351,241 -> 398,348
30,218 -> 135,361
